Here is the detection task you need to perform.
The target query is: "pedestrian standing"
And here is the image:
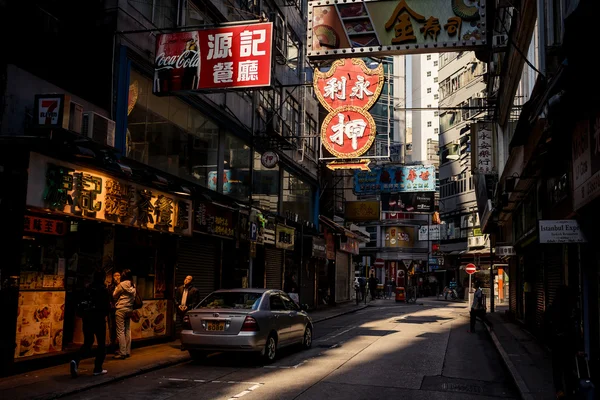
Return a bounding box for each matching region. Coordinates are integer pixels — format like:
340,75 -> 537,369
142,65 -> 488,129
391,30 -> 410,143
106,271 -> 121,351
468,280 -> 485,333
70,269 -> 111,377
113,268 -> 136,359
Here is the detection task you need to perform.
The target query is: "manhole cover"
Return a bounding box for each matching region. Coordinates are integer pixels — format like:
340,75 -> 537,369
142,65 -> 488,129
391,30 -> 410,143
421,375 -> 515,398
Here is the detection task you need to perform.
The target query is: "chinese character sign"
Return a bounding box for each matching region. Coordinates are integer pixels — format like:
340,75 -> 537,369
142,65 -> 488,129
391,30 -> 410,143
354,165 -> 436,194
314,58 -> 384,111
23,216 -> 66,236
321,107 -> 377,158
471,122 -> 495,175
308,0 -> 486,60
154,22 -> 273,93
194,202 -> 235,238
26,153 -> 193,236
275,225 -> 295,250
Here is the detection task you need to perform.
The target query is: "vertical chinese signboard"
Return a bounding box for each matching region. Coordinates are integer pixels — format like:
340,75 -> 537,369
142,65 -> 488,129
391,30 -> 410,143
314,58 -> 384,164
26,153 -> 193,236
154,22 -> 273,93
471,122 -> 495,175
307,0 -> 487,60
194,202 -> 235,239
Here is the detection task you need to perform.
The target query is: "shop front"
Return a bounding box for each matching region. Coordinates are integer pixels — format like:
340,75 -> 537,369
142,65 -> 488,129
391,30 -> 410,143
15,150 -> 193,364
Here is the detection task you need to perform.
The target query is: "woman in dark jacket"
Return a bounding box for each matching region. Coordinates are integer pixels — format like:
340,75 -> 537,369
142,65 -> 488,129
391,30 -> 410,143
70,269 -> 111,377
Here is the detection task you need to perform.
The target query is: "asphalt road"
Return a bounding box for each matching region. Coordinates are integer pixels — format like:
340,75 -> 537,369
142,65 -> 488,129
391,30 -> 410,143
65,299 -> 517,400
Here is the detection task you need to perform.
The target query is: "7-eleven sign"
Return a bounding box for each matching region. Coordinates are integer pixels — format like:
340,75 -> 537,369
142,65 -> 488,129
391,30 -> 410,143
34,94 -> 68,128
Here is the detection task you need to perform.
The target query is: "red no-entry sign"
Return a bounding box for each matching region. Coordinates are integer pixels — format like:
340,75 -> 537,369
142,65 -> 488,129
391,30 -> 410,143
465,263 -> 477,275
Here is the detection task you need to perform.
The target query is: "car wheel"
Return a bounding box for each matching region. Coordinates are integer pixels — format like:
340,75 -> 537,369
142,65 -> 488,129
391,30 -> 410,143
263,334 -> 277,363
302,326 -> 313,349
188,350 -> 207,361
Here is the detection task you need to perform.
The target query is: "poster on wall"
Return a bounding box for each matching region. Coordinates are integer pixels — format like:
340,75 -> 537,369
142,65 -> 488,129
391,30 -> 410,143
384,226 -> 415,248
130,300 -> 168,339
15,291 -> 65,358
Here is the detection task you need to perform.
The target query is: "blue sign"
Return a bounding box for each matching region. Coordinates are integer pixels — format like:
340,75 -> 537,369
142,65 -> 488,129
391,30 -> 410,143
354,165 -> 436,194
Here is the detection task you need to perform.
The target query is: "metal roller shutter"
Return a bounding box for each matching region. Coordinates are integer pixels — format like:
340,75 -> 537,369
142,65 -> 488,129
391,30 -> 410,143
545,245 -> 563,310
176,237 -> 218,301
335,251 -> 350,302
265,248 -> 283,289
534,253 -> 545,332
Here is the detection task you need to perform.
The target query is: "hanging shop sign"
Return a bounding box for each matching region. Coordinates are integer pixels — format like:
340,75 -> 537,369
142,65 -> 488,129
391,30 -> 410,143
324,230 -> 336,260
538,220 -> 587,244
194,202 -> 235,239
311,237 -> 327,258
471,122 -> 496,175
496,246 -> 515,256
340,236 -> 360,254
26,152 -> 193,236
275,224 -> 295,250
23,215 -> 66,236
345,200 -> 380,221
153,22 -> 273,94
418,225 -> 441,241
381,192 -> 434,212
355,165 -> 436,194
384,226 -> 414,248
314,58 -> 384,161
307,0 -> 487,61
263,218 -> 276,245
260,151 -> 279,169
33,94 -> 71,129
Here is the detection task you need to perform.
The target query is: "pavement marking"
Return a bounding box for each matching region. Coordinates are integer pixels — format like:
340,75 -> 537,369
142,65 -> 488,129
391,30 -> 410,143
315,325 -> 357,342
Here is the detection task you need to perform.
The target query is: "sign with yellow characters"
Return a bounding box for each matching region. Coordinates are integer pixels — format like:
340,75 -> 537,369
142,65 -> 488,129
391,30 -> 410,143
314,58 -> 384,162
308,0 -> 487,60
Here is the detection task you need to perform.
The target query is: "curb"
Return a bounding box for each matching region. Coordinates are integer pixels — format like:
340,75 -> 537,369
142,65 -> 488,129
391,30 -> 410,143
312,304 -> 369,323
484,323 -> 534,400
32,354 -> 191,400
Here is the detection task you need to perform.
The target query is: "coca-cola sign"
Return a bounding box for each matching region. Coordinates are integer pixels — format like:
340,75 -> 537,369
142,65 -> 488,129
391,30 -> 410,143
154,22 -> 273,94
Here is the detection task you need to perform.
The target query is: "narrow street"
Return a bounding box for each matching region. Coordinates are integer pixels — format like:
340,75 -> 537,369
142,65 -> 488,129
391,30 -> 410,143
66,299 -> 516,400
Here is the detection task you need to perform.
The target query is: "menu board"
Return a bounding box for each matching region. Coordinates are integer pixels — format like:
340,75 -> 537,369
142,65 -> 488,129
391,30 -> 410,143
130,300 -> 167,339
15,291 -> 65,358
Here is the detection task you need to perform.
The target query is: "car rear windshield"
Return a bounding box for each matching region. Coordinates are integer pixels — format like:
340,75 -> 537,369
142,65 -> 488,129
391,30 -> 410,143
197,292 -> 263,310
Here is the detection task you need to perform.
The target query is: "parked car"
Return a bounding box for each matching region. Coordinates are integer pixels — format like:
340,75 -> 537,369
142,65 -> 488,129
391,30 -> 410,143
181,288 -> 313,363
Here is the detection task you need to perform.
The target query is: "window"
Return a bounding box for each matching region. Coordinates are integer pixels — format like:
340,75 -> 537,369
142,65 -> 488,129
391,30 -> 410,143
427,104 -> 432,108
270,295 -> 285,311
434,77 -> 438,83
427,88 -> 431,94
427,71 -> 431,77
282,170 -> 313,222
434,128 -> 439,134
286,28 -> 300,72
127,69 -> 219,189
427,121 -> 432,127
223,133 -> 251,201
198,292 -> 263,310
128,0 -> 177,29
305,115 -> 317,159
434,111 -> 439,117
434,94 -> 439,99
283,95 -> 300,140
427,55 -> 431,60
281,294 -> 300,310
433,61 -> 438,66
252,151 -> 280,213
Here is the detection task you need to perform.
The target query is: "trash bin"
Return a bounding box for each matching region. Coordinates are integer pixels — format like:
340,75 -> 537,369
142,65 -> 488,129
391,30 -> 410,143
395,287 -> 405,302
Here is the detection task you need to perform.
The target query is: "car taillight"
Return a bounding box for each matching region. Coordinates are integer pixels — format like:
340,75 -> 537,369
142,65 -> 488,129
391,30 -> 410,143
241,316 -> 259,332
182,315 -> 192,330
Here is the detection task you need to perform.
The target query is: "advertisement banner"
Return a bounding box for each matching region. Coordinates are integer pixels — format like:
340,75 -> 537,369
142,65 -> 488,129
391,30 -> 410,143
418,225 -> 441,241
381,192 -> 434,212
308,0 -> 487,60
276,225 -> 295,250
194,202 -> 235,239
154,22 -> 273,94
384,226 -> 414,248
26,153 -> 193,236
345,200 -> 381,221
354,165 -> 436,194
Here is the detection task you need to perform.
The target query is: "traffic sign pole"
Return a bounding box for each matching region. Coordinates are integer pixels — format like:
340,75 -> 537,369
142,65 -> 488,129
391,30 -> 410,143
465,263 -> 476,309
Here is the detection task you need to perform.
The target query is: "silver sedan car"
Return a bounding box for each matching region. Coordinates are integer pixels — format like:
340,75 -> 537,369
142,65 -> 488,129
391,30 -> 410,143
181,288 -> 313,362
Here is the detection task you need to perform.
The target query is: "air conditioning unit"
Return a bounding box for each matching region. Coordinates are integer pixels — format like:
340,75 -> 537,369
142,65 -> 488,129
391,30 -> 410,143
69,102 -> 84,133
493,34 -> 508,47
468,236 -> 483,248
82,112 -> 115,147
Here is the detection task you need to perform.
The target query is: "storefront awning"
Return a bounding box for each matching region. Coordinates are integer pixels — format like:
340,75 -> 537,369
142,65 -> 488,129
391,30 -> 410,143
319,215 -> 370,243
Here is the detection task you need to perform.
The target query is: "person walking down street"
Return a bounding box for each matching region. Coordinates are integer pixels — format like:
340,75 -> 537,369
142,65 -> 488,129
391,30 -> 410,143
368,273 -> 378,300
70,269 -> 111,377
468,280 -> 485,333
546,285 -> 579,399
113,269 -> 136,360
174,275 -> 200,319
106,271 -> 121,352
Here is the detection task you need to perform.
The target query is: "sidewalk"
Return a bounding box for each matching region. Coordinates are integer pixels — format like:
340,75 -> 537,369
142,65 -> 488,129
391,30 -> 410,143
0,301 -> 370,400
485,311 -> 555,400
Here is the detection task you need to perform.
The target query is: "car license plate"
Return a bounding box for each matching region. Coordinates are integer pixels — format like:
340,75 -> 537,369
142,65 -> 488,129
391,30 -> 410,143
207,321 -> 225,331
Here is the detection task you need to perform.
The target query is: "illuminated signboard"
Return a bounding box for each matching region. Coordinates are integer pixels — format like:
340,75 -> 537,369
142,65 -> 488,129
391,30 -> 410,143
314,58 -> 384,161
26,153 -> 193,236
154,22 -> 273,93
354,165 -> 437,193
307,0 -> 487,60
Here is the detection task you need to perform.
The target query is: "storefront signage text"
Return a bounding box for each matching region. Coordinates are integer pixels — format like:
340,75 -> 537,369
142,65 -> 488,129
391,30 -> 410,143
381,191 -> 434,212
344,200 -> 380,221
418,225 -> 441,241
314,59 -> 383,161
312,237 -> 327,258
23,216 -> 66,236
471,122 -> 496,175
340,236 -> 360,254
539,220 -> 587,244
355,165 -> 436,194
26,153 -> 192,236
308,0 -> 486,60
195,202 -> 235,239
154,22 -> 273,94
275,224 -> 295,250
496,246 -> 516,256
